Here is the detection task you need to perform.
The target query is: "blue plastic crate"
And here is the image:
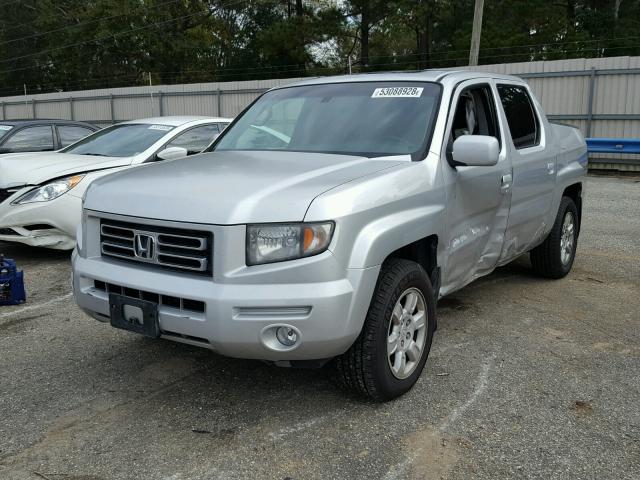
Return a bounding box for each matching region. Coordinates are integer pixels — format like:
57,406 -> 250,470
0,256 -> 26,306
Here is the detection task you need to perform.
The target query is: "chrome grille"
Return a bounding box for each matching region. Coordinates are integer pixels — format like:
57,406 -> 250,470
100,220 -> 212,275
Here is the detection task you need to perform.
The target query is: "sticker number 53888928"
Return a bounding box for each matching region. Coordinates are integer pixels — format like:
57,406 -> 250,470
371,87 -> 424,98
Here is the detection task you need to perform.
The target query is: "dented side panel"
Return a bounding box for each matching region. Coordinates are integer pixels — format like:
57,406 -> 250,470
437,79 -> 513,296
497,82 -> 558,263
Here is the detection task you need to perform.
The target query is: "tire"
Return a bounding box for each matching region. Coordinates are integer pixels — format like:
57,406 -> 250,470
530,196 -> 579,279
335,258 -> 436,401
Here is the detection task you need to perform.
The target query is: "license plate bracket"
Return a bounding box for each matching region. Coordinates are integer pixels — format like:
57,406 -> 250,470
109,293 -> 160,338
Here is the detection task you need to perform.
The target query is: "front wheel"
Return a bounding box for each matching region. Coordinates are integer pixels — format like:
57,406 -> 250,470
530,196 -> 579,279
335,258 -> 436,401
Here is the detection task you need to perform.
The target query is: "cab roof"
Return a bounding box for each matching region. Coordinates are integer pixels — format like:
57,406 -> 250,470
277,70 -> 526,89
0,119 -> 97,128
123,116 -> 231,127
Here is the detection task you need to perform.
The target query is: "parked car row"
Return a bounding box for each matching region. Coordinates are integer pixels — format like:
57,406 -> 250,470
0,116 -> 230,249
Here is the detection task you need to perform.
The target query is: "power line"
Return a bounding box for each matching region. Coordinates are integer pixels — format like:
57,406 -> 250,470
1,2 -> 83,34
1,42 -> 638,98
0,0 -> 203,35
0,30 -> 635,78
343,35 -> 640,62
0,0 -> 254,65
1,0 -> 341,61
0,0 -> 185,47
0,0 -> 25,8
4,41 -> 639,95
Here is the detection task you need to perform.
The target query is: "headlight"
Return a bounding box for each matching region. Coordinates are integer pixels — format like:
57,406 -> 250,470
246,222 -> 334,265
12,174 -> 85,205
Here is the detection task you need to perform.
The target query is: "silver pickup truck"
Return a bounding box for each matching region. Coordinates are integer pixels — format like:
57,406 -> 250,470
72,71 -> 587,400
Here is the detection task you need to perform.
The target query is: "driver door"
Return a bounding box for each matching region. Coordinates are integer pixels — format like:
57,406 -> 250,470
440,80 -> 513,294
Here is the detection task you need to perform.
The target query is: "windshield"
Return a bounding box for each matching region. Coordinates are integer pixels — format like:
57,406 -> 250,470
213,82 -> 441,158
62,123 -> 175,157
0,125 -> 13,140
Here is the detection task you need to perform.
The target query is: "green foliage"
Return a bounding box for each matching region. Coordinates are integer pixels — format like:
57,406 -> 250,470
0,0 -> 638,95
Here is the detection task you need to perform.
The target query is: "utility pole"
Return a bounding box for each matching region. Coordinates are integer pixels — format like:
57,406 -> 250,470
23,84 -> 29,116
148,72 -> 154,116
468,0 -> 485,66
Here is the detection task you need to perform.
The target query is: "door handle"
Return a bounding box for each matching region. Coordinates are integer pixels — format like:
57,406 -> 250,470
500,173 -> 513,193
501,174 -> 512,193
547,162 -> 555,175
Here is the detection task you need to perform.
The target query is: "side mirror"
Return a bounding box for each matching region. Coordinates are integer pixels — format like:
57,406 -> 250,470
156,146 -> 188,161
451,135 -> 499,167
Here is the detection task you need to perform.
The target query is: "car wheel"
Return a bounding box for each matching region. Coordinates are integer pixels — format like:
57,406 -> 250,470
335,258 -> 436,401
530,196 -> 579,279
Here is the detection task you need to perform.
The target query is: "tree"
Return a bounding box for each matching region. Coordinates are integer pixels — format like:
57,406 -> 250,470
344,0 -> 396,67
1,0 -> 638,97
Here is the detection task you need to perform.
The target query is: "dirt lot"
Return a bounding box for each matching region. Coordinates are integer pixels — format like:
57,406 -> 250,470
0,175 -> 638,480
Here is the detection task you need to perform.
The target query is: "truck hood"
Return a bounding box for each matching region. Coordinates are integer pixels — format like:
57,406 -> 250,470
85,150 -> 407,224
0,152 -> 132,188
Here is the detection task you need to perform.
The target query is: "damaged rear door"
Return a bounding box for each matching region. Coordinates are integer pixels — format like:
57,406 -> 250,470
496,82 -> 556,261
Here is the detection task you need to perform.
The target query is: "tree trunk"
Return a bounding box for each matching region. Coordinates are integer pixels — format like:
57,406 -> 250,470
295,0 -> 304,73
614,0 -> 622,20
417,29 -> 428,69
566,0 -> 576,36
361,1 -> 370,67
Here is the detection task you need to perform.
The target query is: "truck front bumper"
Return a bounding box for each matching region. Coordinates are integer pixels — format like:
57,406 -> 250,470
72,252 -> 380,361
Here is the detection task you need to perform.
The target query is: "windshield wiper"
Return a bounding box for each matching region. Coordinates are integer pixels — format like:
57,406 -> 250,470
80,152 -> 107,157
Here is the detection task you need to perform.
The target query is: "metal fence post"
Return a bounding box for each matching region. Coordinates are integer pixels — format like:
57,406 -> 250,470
586,67 -> 597,138
1,102 -> 4,120
158,91 -> 164,116
109,94 -> 115,124
217,88 -> 222,117
69,97 -> 75,120
31,99 -> 36,119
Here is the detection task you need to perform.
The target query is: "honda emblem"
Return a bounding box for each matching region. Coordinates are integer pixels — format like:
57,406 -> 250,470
134,233 -> 155,259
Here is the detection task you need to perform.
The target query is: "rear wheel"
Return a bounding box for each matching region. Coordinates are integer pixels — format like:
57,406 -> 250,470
530,196 -> 579,279
335,258 -> 436,401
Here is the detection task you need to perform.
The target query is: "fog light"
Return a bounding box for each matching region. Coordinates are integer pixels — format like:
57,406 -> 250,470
276,326 -> 298,346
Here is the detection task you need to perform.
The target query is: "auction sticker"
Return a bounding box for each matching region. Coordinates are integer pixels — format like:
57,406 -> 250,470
148,125 -> 172,131
371,87 -> 423,98
0,125 -> 13,130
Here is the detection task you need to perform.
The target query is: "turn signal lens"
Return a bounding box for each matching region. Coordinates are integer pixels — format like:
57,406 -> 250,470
302,224 -> 332,255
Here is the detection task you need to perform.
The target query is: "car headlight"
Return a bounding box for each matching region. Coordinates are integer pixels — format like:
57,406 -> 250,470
246,222 -> 334,265
12,174 -> 85,205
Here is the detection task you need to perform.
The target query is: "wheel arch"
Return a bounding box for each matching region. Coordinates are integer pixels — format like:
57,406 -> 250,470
345,203 -> 444,292
562,182 -> 583,234
385,235 -> 440,296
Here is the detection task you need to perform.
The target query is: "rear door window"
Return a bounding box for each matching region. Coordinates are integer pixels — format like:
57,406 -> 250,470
0,125 -> 13,140
58,125 -> 95,147
497,85 -> 540,149
165,124 -> 221,154
3,125 -> 54,152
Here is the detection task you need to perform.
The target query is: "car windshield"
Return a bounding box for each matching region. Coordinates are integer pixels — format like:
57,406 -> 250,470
213,81 -> 441,158
62,123 -> 175,157
0,125 -> 13,139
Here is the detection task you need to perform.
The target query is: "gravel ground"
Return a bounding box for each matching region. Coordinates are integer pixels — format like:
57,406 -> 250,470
0,175 -> 638,480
